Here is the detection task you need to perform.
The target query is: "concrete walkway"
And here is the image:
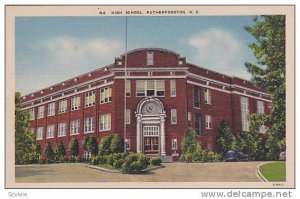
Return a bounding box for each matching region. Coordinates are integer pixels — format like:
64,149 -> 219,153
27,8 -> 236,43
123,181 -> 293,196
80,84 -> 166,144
15,162 -> 263,183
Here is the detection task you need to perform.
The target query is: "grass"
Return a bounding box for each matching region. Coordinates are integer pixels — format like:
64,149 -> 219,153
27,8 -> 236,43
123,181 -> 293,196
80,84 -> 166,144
96,164 -> 158,173
259,162 -> 286,181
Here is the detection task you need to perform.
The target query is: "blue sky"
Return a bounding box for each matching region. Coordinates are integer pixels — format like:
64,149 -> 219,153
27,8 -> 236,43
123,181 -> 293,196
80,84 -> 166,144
16,16 -> 257,95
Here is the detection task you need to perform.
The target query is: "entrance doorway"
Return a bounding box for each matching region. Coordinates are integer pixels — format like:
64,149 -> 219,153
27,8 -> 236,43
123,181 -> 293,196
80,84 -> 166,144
143,125 -> 159,154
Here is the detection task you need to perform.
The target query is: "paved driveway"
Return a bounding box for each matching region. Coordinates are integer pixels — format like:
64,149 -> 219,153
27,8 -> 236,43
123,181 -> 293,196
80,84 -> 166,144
15,162 -> 263,183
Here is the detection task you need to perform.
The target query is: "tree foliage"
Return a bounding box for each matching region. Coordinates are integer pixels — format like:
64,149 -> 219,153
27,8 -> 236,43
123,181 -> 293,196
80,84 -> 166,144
44,142 -> 55,163
215,120 -> 236,157
55,140 -> 66,162
68,138 -> 79,157
245,15 -> 286,160
99,134 -> 123,156
15,92 -> 39,164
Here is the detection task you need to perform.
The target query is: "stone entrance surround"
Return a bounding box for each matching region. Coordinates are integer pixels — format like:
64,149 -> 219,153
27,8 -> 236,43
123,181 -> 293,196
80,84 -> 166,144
135,97 -> 166,156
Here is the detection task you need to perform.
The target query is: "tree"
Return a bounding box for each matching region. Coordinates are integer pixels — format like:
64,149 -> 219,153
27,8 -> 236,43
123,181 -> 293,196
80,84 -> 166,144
180,128 -> 199,154
98,134 -> 123,156
44,142 -> 55,163
110,135 -> 123,154
86,137 -> 98,156
68,138 -> 79,157
245,16 -> 286,160
15,92 -> 38,164
215,120 -> 236,158
55,140 -> 66,162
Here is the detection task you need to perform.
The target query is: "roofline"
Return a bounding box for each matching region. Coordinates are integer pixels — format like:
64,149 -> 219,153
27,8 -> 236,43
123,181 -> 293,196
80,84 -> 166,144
120,48 -> 180,57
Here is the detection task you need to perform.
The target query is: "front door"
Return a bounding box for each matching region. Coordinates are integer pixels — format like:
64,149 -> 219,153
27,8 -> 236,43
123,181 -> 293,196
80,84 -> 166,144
143,125 -> 159,154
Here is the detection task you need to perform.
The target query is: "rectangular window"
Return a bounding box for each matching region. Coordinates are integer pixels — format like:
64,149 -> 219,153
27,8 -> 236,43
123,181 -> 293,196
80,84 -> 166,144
99,114 -> 111,132
125,139 -> 130,150
85,91 -> 96,107
194,113 -> 202,135
100,87 -> 112,104
205,89 -> 211,104
171,109 -> 177,124
193,86 -> 201,108
156,80 -> 165,96
172,139 -> 178,150
170,80 -> 176,97
136,80 -> 165,97
30,128 -> 35,134
125,80 -> 131,97
147,52 -> 153,65
257,100 -> 264,114
136,80 -> 146,97
187,112 -> 191,127
125,109 -> 130,124
70,120 -> 80,135
71,95 -> 81,111
58,122 -> 67,137
84,117 -> 94,134
205,115 -> 212,129
146,80 -> 155,96
37,106 -> 44,119
58,99 -> 67,114
48,102 -> 55,116
241,96 -> 249,131
36,127 -> 44,140
29,108 -> 35,120
46,124 -> 55,139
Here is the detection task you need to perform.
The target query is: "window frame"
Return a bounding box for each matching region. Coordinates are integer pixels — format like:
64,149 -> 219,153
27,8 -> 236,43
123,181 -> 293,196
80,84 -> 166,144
29,108 -> 35,120
170,109 -> 177,124
85,90 -> 96,108
170,79 -> 176,97
240,96 -> 249,131
70,119 -> 80,135
36,127 -> 44,140
194,112 -> 202,135
205,115 -> 212,129
47,102 -> 55,116
37,105 -> 45,119
100,87 -> 112,104
125,80 -> 131,97
125,109 -> 131,124
193,86 -> 201,108
99,114 -> 111,132
204,89 -> 211,104
58,99 -> 68,114
58,122 -> 67,137
84,117 -> 95,134
147,51 -> 154,66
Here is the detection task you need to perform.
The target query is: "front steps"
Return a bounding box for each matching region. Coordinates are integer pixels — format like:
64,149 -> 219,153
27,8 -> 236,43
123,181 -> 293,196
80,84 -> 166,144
145,154 -> 173,163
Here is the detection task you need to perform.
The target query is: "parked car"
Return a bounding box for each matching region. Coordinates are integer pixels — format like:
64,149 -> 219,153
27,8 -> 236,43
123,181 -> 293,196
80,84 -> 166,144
279,151 -> 286,161
225,150 -> 249,162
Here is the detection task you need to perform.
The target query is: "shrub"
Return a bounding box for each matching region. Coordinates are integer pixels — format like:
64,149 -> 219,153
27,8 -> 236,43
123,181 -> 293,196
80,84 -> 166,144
99,135 -> 124,156
68,138 -> 79,157
149,157 -> 162,166
44,142 -> 55,163
121,153 -> 149,174
90,156 -> 99,165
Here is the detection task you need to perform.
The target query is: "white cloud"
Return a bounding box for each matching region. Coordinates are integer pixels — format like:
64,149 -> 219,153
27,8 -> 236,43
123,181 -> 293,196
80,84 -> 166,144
186,28 -> 241,70
45,36 -> 123,69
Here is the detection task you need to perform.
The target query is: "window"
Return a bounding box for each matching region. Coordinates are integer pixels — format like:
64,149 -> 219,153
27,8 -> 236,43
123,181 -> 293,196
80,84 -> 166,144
207,142 -> 212,151
36,127 -> 44,140
84,117 -> 94,134
125,109 -> 130,124
172,139 -> 177,151
85,91 -> 95,107
37,106 -> 44,119
125,80 -> 131,97
29,108 -> 35,120
71,95 -> 81,111
241,96 -> 249,131
147,80 -> 155,96
58,99 -> 67,114
125,139 -> 130,150
30,128 -> 35,134
143,126 -> 159,136
58,122 -> 67,137
170,80 -> 176,97
205,89 -> 211,104
70,120 -> 80,135
136,80 -> 145,96
194,113 -> 202,135
99,114 -> 111,131
257,100 -> 264,114
100,87 -> 112,104
193,86 -> 201,108
147,52 -> 153,65
136,80 -> 165,97
48,102 -> 55,116
83,150 -> 92,159
171,109 -> 177,124
156,80 -> 165,96
187,112 -> 191,127
46,125 -> 55,139
205,115 -> 212,129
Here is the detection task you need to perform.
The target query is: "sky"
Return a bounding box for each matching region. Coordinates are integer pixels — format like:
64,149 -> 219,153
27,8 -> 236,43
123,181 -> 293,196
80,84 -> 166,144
16,16 -> 258,95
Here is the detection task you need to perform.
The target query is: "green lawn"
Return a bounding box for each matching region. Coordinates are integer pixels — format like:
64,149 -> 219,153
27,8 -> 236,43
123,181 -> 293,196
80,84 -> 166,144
259,162 -> 286,181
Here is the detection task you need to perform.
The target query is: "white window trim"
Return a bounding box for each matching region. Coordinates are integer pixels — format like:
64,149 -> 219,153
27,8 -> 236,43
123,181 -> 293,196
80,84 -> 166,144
85,90 -> 96,108
171,109 -> 177,124
46,125 -> 55,139
100,87 -> 112,104
58,122 -> 67,137
125,139 -> 130,150
147,52 -> 154,66
172,139 -> 178,150
99,114 -> 111,132
84,117 -> 95,134
135,80 -> 165,97
125,80 -> 131,97
241,96 -> 249,131
70,120 -> 80,136
29,108 -> 35,120
58,99 -> 68,114
205,115 -> 212,129
36,127 -> 44,140
125,109 -> 130,124
47,102 -> 56,116
37,106 -> 45,119
170,79 -> 176,97
205,89 -> 211,104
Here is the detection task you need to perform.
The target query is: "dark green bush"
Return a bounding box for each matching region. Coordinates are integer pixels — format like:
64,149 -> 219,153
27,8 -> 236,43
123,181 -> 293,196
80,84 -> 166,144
121,153 -> 149,174
99,135 -> 124,156
149,157 -> 162,166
